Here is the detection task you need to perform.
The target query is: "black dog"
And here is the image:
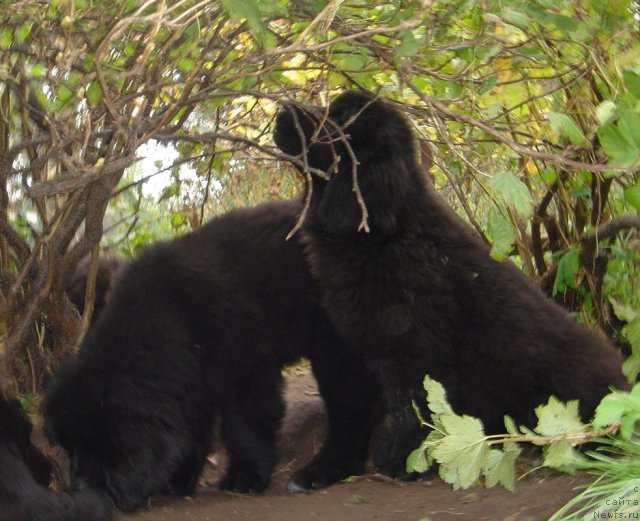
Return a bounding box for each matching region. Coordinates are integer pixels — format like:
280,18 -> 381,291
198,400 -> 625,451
274,90 -> 628,484
44,199 -> 380,512
0,393 -> 111,521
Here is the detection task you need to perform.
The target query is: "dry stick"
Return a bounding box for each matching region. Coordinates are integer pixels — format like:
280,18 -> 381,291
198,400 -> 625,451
0,218 -> 30,267
485,422 -> 620,447
431,157 -> 490,244
91,0 -> 192,126
283,103 -> 322,239
425,104 -> 493,242
27,155 -> 137,198
73,246 -> 100,349
581,214 -> 640,260
154,129 -> 331,180
199,107 -> 222,227
321,122 -> 368,233
293,0 -> 343,44
325,98 -> 379,233
286,169 -> 314,241
277,98 -> 373,235
531,178 -> 564,277
345,139 -> 367,233
262,6 -> 429,58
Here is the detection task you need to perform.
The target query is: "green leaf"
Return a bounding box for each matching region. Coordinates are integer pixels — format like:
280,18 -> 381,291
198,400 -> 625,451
598,123 -> 640,165
0,28 -> 13,49
622,357 -> 640,388
86,81 -> 102,107
618,108 -> 640,150
158,183 -> 180,202
29,63 -> 47,78
596,101 -> 617,127
548,112 -> 588,147
55,83 -> 74,106
488,172 -> 533,218
624,183 -> 640,211
484,442 -> 521,491
621,319 -> 640,384
178,57 -> 197,72
431,414 -> 488,489
525,5 -> 579,33
542,440 -> 580,473
396,29 -> 423,58
423,375 -> 454,416
535,396 -> 585,436
593,0 -> 635,17
623,71 -> 640,98
487,209 -> 515,261
623,318 -> 640,357
610,299 -> 638,323
406,443 -> 431,474
552,247 -> 579,296
593,385 -> 640,435
170,211 -> 186,230
501,10 -> 531,30
503,415 -> 518,436
220,0 -> 266,37
438,464 -> 459,488
16,21 -> 33,44
333,47 -> 369,72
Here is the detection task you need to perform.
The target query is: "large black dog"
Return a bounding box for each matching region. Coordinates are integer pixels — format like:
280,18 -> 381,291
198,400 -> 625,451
44,200 -> 379,512
274,91 -> 628,484
0,393 -> 111,521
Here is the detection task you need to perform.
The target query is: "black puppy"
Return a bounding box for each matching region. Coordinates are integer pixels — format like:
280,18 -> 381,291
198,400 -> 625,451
274,91 -> 628,484
44,199 -> 380,512
0,393 -> 111,521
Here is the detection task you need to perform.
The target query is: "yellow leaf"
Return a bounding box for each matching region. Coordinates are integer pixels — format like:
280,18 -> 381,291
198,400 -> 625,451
525,160 -> 538,175
494,57 -> 514,82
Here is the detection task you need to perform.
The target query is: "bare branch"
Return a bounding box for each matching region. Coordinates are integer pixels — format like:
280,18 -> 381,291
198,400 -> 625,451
27,156 -> 138,198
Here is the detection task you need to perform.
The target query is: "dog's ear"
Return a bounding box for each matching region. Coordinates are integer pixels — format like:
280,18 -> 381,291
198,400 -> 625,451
274,104 -> 320,157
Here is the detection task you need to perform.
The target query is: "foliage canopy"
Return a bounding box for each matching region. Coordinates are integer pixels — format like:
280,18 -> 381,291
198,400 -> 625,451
0,0 -> 638,393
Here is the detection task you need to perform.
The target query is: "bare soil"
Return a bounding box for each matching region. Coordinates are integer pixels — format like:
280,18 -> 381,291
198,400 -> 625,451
100,367 -> 589,521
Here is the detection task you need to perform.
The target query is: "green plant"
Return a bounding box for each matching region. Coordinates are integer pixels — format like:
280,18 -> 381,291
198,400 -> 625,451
408,377 -> 629,487
550,385 -> 640,520
407,377 -> 640,518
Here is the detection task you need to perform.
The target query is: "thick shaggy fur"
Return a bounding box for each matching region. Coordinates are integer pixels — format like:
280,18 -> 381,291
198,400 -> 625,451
274,91 -> 628,481
0,394 -> 111,521
44,200 -> 379,512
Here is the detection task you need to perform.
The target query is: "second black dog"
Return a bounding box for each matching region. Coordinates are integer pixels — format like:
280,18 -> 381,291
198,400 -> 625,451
274,91 -> 628,485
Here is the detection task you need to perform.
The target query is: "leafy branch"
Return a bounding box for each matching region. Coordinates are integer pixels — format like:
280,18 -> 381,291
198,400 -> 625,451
0,0 -> 638,394
407,376 -> 635,493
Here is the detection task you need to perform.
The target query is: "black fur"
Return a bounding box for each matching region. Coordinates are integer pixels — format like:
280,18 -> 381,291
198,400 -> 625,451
44,200 -> 380,511
274,91 -> 628,482
0,394 -> 112,521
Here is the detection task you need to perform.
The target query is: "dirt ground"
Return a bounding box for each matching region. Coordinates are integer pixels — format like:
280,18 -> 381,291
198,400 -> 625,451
98,367 -> 590,521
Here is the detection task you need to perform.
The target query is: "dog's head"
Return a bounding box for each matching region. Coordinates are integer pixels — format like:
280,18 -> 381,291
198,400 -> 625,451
274,91 -> 421,235
43,355 -> 196,513
275,91 -> 415,177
